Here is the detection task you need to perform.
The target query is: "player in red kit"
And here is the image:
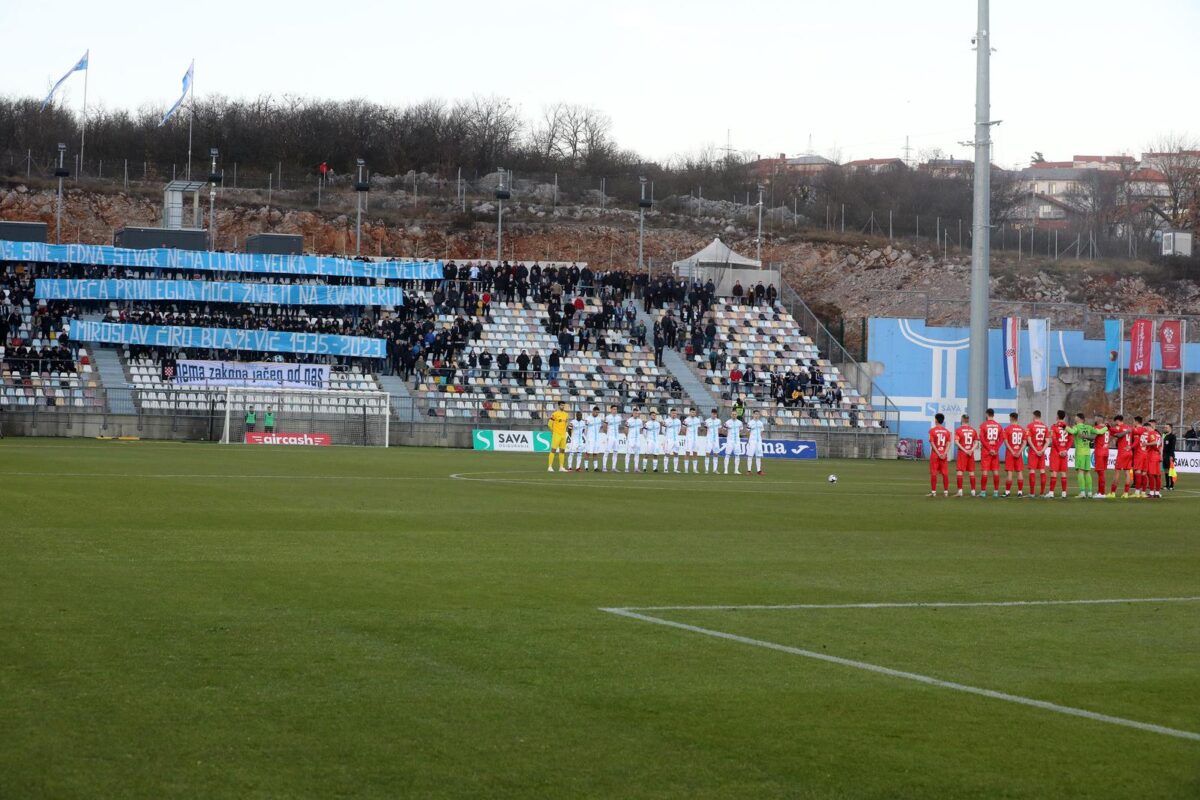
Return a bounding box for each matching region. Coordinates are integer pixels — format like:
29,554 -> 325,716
1002,412 -> 1027,497
1131,415 -> 1148,497
978,408 -> 1004,498
1048,410 -> 1072,498
1144,420 -> 1163,498
1025,410 -> 1049,497
1109,414 -> 1133,497
1090,414 -> 1111,500
928,412 -> 951,497
953,414 -> 979,497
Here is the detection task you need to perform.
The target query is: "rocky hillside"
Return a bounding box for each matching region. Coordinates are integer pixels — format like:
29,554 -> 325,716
4,183 -> 1198,335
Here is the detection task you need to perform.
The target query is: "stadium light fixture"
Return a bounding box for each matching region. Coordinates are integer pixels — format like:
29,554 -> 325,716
354,158 -> 368,256
756,184 -> 765,262
54,143 -> 69,244
495,168 -> 510,264
207,148 -> 221,250
638,176 -> 652,272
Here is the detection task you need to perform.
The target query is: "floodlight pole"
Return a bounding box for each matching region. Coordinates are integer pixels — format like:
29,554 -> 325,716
638,176 -> 651,272
756,184 -> 765,262
967,0 -> 993,425
207,148 -> 220,250
54,143 -> 68,244
495,168 -> 509,264
354,158 -> 367,256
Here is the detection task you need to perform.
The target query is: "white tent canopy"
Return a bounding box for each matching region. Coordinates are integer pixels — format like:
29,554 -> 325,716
671,237 -> 761,271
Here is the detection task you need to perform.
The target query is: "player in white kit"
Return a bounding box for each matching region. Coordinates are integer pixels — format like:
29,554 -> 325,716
745,409 -> 766,475
642,411 -> 663,472
624,408 -> 643,473
567,411 -> 586,471
584,406 -> 604,472
603,404 -> 623,472
683,407 -> 703,473
703,408 -> 722,474
663,409 -> 683,473
723,414 -> 745,474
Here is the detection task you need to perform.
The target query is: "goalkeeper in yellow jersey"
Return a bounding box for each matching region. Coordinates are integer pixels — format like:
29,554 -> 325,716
548,401 -> 570,472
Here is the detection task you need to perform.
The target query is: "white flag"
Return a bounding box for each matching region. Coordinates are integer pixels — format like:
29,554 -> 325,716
158,60 -> 194,127
1028,318 -> 1049,392
40,50 -> 89,111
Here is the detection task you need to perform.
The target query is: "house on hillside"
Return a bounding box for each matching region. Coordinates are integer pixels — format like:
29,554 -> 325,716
785,154 -> 839,174
844,158 -> 906,175
1125,168 -> 1170,200
918,158 -> 974,178
1019,167 -> 1093,200
1071,155 -> 1136,171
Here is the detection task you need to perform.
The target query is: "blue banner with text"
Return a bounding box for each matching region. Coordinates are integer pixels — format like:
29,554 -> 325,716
762,439 -> 819,459
68,319 -> 385,358
37,278 -> 403,306
2,240 -> 441,280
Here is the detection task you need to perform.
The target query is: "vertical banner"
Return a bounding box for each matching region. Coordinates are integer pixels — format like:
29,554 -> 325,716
1001,317 -> 1020,390
1028,319 -> 1048,393
1104,319 -> 1122,392
1159,319 -> 1183,371
1128,319 -> 1153,377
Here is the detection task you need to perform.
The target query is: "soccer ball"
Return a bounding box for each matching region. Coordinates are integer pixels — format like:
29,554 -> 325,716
827,474 -> 838,484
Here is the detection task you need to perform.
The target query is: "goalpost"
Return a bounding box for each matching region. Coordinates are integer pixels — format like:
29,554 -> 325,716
220,386 -> 391,447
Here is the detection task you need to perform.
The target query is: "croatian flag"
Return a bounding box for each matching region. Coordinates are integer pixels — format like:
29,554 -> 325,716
158,60 -> 194,127
1001,316 -> 1020,390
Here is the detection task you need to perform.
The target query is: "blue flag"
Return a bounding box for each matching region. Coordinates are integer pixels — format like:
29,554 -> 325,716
158,60 -> 194,127
39,50 -> 89,111
1104,319 -> 1122,393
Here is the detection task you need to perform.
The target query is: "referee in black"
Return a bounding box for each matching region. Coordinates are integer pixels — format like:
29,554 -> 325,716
1162,423 -> 1177,491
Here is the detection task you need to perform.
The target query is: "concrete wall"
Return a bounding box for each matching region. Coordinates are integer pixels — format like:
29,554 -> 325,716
3,411 -> 897,458
1016,367 -> 1106,419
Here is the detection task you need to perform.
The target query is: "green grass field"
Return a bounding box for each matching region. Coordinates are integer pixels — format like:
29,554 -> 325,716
2,439 -> 1197,799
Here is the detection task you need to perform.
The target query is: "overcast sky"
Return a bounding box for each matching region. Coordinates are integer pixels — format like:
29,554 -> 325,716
2,0 -> 1196,169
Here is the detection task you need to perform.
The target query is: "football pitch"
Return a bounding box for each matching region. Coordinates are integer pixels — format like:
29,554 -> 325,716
2,439 -> 1197,799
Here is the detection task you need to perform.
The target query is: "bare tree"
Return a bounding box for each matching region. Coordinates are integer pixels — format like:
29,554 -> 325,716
1144,134 -> 1200,229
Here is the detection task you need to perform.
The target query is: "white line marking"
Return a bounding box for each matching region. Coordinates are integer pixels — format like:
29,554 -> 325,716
600,606 -> 1200,742
623,596 -> 1200,611
0,471 -> 432,481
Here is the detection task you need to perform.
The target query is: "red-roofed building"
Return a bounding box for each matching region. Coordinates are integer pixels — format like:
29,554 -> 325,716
1125,168 -> 1169,200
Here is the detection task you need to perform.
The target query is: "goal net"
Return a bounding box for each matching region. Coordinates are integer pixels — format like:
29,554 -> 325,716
220,386 -> 391,447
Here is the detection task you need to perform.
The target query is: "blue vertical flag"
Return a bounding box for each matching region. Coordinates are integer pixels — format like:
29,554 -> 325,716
1104,319 -> 1122,393
158,60 -> 194,127
1001,316 -> 1020,390
39,50 -> 89,111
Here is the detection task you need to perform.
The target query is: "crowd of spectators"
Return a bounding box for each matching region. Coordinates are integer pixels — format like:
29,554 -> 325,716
3,265 -> 77,375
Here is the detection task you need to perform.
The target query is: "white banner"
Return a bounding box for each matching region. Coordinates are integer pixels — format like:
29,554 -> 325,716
1063,449 -> 1196,475
1172,451 -> 1200,474
175,360 -> 330,389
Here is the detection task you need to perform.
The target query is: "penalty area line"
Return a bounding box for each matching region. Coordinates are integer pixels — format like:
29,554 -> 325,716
599,606 -> 1200,743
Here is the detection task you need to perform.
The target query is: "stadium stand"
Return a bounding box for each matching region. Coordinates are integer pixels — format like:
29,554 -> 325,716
405,293 -> 684,420
2,264 -> 102,409
3,252 -> 884,430
650,300 -> 883,429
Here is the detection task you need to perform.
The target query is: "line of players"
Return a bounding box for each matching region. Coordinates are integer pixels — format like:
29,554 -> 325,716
556,404 -> 769,475
927,408 -> 1169,499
